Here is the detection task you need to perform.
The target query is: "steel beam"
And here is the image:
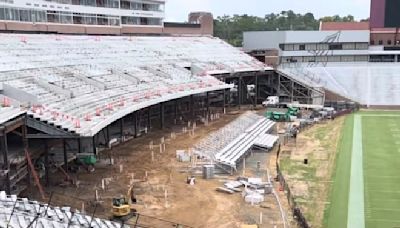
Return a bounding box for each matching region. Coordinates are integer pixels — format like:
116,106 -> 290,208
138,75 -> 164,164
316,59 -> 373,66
26,134 -> 79,139
26,117 -> 75,136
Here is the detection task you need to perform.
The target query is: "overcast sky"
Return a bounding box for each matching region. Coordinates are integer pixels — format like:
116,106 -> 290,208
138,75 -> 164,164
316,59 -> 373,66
165,0 -> 371,22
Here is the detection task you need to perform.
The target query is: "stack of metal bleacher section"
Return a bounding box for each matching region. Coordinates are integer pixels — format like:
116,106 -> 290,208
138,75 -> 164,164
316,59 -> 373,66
194,112 -> 278,171
215,118 -> 276,169
0,191 -> 127,228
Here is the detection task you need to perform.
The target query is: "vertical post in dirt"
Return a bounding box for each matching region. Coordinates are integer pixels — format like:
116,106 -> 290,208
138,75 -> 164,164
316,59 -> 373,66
242,158 -> 246,176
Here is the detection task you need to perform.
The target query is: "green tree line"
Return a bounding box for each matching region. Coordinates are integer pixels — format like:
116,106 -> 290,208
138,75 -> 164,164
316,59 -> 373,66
214,10 -> 369,47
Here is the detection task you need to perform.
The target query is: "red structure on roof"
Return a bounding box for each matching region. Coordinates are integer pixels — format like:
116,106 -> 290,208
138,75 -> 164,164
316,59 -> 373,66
320,22 -> 370,31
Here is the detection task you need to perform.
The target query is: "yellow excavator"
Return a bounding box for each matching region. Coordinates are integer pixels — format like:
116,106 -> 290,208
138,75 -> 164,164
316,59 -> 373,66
112,184 -> 137,221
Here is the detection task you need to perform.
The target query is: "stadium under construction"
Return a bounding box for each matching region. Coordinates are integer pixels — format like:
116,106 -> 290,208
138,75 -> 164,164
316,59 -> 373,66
2,0 -> 400,227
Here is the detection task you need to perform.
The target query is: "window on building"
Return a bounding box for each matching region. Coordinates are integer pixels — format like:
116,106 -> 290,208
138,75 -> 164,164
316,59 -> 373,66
329,44 -> 343,50
279,44 -> 285,51
47,10 -> 59,23
120,0 -> 131,9
84,14 -> 96,24
379,40 -> 383,45
370,40 -> 375,45
0,8 -> 5,20
121,16 -> 139,25
285,44 -> 294,51
19,9 -> 30,21
388,40 -> 392,45
299,44 -> 305,50
305,43 -> 317,50
316,43 -> 329,50
59,12 -> 72,23
355,43 -> 368,50
342,43 -> 355,50
73,13 -> 83,24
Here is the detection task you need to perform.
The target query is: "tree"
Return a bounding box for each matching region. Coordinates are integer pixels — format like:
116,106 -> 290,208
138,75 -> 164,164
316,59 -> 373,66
213,11 -> 357,47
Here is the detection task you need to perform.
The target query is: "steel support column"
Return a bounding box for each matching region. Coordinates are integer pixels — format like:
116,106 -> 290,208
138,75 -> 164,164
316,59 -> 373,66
44,140 -> 49,187
106,126 -> 110,145
1,133 -> 10,194
160,103 -> 165,130
63,139 -> 68,173
120,118 -> 124,138
92,135 -> 96,154
147,107 -> 151,130
78,137 -> 82,153
238,77 -> 242,109
206,92 -> 210,118
174,100 -> 178,124
190,95 -> 194,119
22,123 -> 30,187
254,75 -> 259,108
223,89 -> 226,114
291,80 -> 295,103
134,111 -> 138,138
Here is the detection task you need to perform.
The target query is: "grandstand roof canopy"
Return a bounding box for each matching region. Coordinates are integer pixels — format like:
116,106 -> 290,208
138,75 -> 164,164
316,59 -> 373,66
279,62 -> 400,106
0,34 -> 270,136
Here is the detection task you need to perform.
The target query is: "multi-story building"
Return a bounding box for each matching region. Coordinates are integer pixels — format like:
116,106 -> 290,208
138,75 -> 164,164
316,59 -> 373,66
0,0 -> 169,34
243,30 -> 370,66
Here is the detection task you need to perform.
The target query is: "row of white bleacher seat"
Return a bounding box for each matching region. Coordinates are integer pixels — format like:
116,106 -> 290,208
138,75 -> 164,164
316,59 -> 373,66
0,191 -> 127,228
0,34 -> 264,73
194,112 -> 264,158
0,34 -> 262,136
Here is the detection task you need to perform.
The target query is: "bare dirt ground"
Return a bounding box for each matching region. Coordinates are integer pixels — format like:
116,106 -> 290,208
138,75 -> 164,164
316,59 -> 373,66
28,109 -> 287,228
278,117 -> 345,228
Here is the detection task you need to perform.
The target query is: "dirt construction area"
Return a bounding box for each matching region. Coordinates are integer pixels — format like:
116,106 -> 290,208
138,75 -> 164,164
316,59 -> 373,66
27,110 -> 287,228
278,116 -> 345,228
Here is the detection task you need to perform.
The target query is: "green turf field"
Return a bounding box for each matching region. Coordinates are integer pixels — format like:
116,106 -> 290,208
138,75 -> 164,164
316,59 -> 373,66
324,111 -> 400,228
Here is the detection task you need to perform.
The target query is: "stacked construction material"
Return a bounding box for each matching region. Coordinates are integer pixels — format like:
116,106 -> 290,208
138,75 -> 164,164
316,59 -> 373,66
215,118 -> 276,169
0,191 -> 127,228
195,112 -> 278,170
194,112 -> 263,158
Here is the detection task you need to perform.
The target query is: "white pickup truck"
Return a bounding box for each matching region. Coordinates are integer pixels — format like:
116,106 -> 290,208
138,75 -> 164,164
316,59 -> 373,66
262,96 -> 279,107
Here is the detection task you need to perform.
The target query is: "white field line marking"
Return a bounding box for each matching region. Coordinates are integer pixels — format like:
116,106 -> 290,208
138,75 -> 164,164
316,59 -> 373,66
360,114 -> 400,117
367,218 -> 400,223
347,115 -> 365,228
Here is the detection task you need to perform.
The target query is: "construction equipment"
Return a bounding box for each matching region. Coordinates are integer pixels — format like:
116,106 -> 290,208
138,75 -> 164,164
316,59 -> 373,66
265,106 -> 300,122
265,111 -> 291,122
112,184 -> 137,221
